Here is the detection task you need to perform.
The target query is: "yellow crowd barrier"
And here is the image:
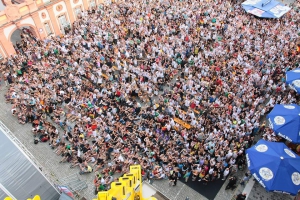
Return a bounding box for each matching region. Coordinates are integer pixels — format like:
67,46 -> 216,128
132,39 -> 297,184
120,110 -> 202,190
94,165 -> 157,200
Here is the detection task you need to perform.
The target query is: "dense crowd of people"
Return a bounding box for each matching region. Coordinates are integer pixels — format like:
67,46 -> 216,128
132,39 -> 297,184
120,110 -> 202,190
2,0 -> 300,195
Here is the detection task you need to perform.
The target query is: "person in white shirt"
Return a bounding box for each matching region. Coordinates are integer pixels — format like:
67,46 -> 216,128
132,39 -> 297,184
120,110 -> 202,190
222,168 -> 230,180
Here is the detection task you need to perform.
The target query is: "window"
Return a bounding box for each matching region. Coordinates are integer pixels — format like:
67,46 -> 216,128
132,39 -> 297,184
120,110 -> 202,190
44,22 -> 52,36
58,15 -> 69,30
89,0 -> 96,8
42,0 -> 51,4
0,45 -> 5,60
74,7 -> 82,18
104,0 -> 112,5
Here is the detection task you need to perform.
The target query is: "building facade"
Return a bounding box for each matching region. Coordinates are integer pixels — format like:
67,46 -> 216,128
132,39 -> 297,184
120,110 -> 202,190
0,0 -> 108,58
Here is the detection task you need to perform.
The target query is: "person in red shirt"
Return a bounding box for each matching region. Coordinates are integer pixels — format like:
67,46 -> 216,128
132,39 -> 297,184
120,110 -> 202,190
276,86 -> 281,93
216,79 -> 222,86
190,101 -> 196,109
116,90 -> 121,97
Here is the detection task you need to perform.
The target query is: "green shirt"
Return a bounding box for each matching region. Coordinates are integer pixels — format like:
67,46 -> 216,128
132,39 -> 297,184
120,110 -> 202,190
98,184 -> 105,191
176,58 -> 182,64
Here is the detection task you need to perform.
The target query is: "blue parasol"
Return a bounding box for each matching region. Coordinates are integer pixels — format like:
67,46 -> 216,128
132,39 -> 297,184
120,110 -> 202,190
242,0 -> 291,18
246,139 -> 300,195
286,68 -> 300,94
267,104 -> 300,143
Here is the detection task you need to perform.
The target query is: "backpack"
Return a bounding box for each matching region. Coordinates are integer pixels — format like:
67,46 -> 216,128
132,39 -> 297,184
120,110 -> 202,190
34,138 -> 39,144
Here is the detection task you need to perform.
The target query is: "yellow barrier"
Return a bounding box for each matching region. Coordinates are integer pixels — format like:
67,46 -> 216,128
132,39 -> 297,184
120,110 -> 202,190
94,165 -> 157,200
4,195 -> 41,200
27,196 -> 41,200
5,195 -> 41,200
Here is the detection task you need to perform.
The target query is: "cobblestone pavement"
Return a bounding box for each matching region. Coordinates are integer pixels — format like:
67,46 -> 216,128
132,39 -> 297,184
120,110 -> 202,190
143,182 -> 169,200
247,182 -> 293,200
147,168 -> 294,200
149,179 -> 207,200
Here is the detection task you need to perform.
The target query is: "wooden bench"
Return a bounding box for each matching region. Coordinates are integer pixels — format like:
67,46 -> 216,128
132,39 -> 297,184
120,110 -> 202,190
174,117 -> 192,129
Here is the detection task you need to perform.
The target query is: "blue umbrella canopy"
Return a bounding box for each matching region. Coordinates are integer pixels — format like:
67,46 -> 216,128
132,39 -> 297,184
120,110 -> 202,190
286,68 -> 300,94
242,0 -> 291,18
267,104 -> 300,143
246,140 -> 300,195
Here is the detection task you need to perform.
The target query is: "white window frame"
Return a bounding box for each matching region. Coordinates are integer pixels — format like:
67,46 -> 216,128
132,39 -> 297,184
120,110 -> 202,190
74,6 -> 82,19
44,22 -> 52,36
89,0 -> 96,8
58,14 -> 70,34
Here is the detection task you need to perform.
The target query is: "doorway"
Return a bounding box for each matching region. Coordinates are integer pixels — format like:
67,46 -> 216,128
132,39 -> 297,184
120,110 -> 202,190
10,26 -> 37,53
